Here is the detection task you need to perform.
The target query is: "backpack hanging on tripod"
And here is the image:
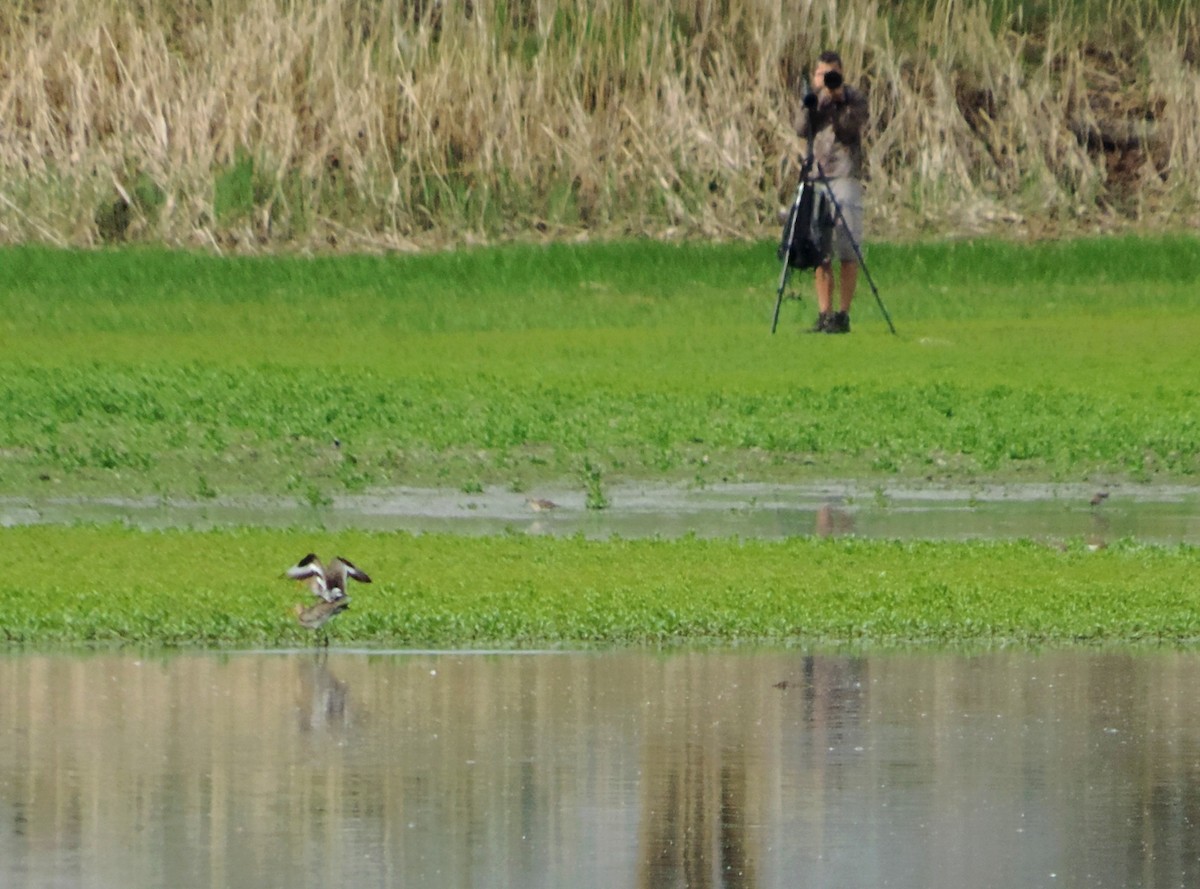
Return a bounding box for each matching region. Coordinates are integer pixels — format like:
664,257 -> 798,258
777,165 -> 833,273
771,162 -> 835,334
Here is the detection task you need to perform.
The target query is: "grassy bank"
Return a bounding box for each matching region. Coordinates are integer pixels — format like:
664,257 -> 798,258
5,236 -> 1199,649
2,237 -> 1198,500
2,525 -> 1198,648
2,0 -> 1197,249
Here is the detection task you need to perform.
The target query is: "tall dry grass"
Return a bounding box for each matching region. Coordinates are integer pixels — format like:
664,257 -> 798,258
0,0 -> 1196,250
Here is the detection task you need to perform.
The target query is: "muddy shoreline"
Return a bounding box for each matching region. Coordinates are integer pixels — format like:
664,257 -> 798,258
4,480 -> 1197,545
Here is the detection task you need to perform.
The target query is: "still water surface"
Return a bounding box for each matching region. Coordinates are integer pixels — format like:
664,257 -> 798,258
3,649 -> 1199,889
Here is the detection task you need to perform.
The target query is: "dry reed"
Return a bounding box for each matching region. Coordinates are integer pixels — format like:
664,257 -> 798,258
0,0 -> 1196,250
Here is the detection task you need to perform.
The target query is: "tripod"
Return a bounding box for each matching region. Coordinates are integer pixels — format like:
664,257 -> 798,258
771,129 -> 895,335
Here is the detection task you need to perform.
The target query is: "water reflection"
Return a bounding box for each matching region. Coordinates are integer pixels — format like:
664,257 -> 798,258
814,502 -> 855,538
296,653 -> 352,733
3,649 -> 1200,888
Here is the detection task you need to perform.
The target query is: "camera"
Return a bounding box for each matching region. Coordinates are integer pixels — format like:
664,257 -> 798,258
822,70 -> 843,90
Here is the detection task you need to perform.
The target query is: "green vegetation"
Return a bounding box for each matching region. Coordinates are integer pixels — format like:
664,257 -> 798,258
2,525 -> 1197,648
2,238 -> 1198,500
2,0 -> 1196,653
3,236 -> 1198,649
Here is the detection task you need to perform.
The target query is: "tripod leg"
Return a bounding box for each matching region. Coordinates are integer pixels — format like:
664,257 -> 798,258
771,186 -> 805,334
772,258 -> 792,334
847,236 -> 896,335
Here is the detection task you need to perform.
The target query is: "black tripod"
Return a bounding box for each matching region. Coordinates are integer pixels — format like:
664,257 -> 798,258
771,95 -> 895,335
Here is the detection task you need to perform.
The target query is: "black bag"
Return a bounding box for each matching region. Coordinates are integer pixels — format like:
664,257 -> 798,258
777,182 -> 833,270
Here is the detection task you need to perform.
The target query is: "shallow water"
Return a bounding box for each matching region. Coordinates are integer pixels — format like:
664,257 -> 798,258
3,648 -> 1200,888
3,480 -> 1199,544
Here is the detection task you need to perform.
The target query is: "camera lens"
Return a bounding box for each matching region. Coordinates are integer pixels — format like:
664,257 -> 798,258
823,70 -> 843,89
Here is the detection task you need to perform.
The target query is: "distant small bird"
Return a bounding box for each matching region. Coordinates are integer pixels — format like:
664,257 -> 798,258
772,680 -> 791,690
285,554 -> 372,602
526,498 -> 559,512
1090,491 -> 1110,507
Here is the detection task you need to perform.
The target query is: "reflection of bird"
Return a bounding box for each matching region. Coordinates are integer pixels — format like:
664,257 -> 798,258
1090,491 -> 1110,507
526,498 -> 559,512
297,655 -> 351,732
285,554 -> 372,602
815,502 -> 855,538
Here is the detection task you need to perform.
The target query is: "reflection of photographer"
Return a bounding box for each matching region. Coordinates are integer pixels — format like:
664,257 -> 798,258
793,51 -> 869,334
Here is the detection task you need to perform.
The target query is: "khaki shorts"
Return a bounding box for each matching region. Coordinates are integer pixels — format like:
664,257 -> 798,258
821,178 -> 864,262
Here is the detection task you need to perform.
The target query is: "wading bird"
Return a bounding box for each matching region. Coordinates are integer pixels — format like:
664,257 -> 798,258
285,554 -> 372,601
284,554 -> 371,644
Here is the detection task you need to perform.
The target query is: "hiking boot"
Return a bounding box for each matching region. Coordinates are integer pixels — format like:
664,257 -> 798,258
827,311 -> 851,334
807,311 -> 832,333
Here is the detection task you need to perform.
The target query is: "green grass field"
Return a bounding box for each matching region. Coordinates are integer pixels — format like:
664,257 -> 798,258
3,525 -> 1198,648
2,237 -> 1199,498
2,236 -> 1199,647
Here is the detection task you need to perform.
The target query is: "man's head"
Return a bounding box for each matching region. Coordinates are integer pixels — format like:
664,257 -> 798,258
812,50 -> 844,95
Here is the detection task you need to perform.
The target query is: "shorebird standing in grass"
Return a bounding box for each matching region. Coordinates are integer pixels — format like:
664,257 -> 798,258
284,554 -> 371,643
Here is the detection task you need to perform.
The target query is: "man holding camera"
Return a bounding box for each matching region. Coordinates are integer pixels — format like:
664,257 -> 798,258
794,51 -> 869,334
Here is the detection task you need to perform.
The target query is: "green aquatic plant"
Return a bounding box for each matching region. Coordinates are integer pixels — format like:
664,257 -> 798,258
582,459 -> 609,511
1,525 -> 1198,648
1,239 -> 1199,499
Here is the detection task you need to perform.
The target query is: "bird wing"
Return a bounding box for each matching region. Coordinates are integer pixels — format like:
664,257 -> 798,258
333,556 -> 372,585
285,553 -> 323,580
285,554 -> 334,600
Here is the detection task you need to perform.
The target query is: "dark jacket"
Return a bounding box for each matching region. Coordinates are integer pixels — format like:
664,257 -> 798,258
794,84 -> 869,180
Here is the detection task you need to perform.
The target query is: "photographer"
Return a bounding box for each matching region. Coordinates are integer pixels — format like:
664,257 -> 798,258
794,51 -> 869,334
